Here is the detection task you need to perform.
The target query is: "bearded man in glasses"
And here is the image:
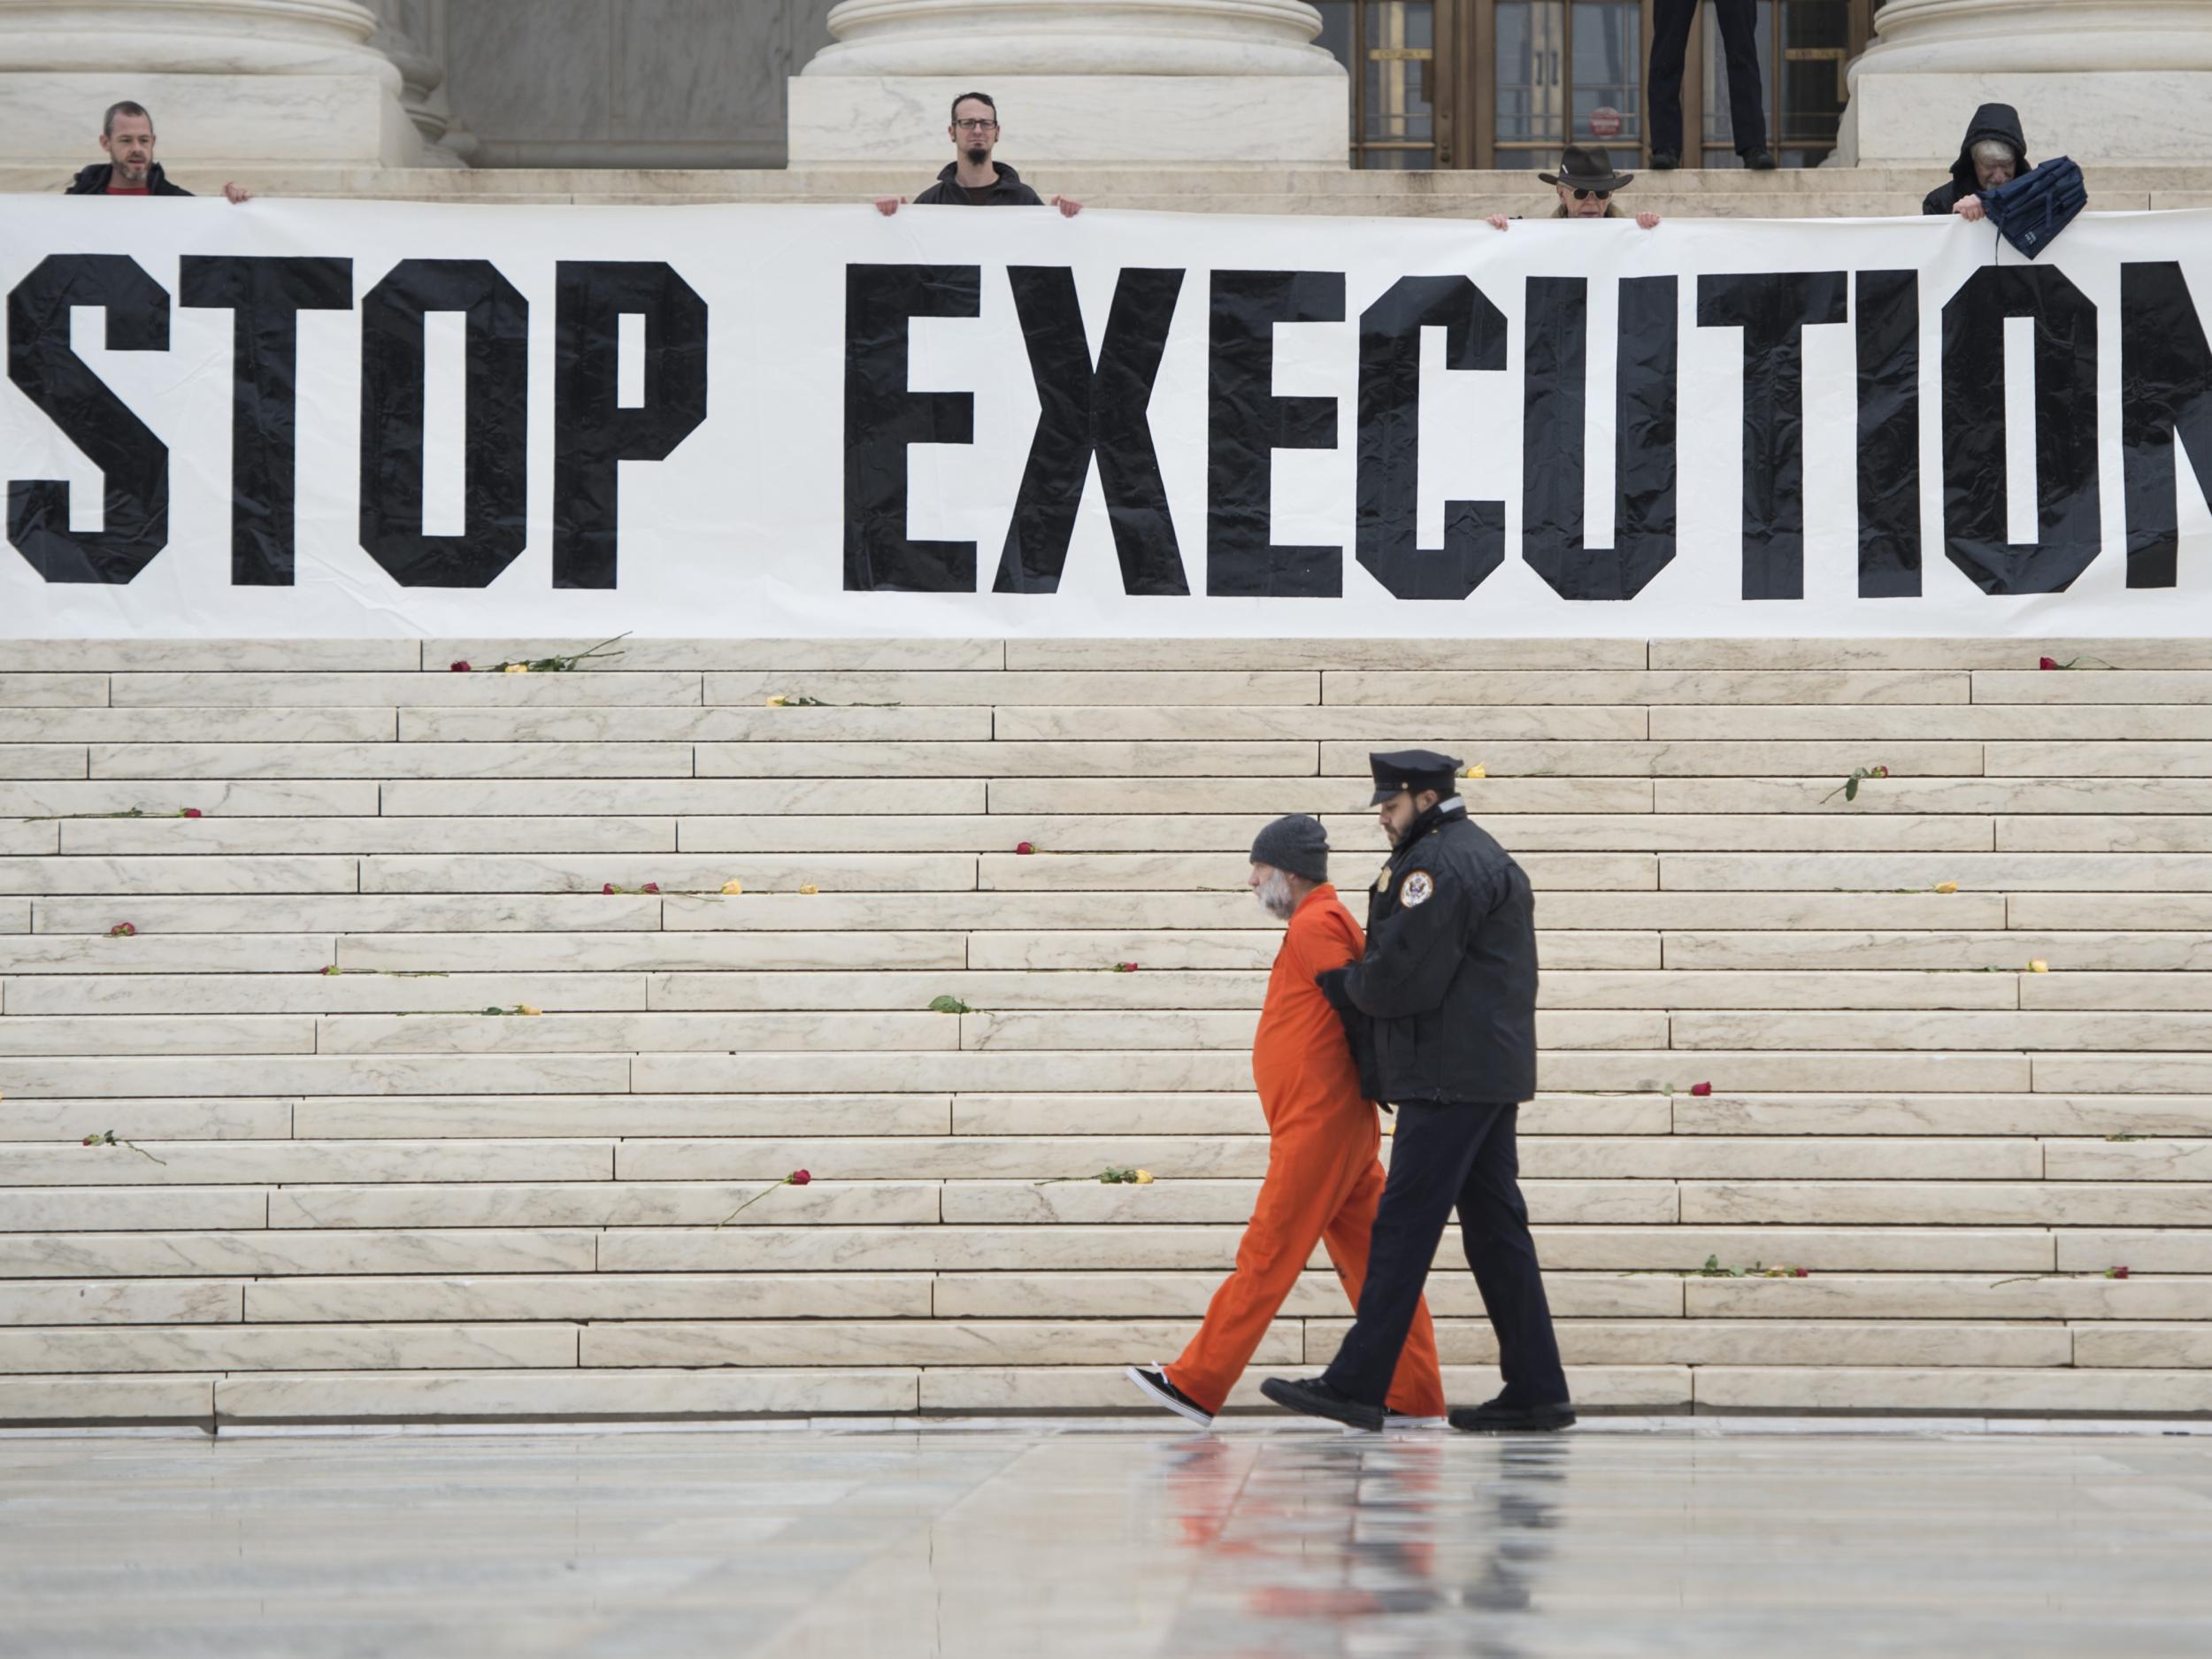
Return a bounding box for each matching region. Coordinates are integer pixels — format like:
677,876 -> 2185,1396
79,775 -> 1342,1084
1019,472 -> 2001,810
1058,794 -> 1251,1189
1485,144 -> 1661,231
874,91 -> 1082,217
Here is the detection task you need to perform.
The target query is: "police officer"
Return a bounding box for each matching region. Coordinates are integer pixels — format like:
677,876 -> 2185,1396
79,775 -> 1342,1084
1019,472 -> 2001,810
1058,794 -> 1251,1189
1260,749 -> 1572,1434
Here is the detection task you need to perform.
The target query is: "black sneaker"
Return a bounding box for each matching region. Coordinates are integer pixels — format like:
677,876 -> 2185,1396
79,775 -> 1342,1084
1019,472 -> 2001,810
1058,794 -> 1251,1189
1650,150 -> 1679,171
1260,1376 -> 1385,1433
1125,1365 -> 1213,1428
1448,1394 -> 1577,1433
1746,149 -> 1778,171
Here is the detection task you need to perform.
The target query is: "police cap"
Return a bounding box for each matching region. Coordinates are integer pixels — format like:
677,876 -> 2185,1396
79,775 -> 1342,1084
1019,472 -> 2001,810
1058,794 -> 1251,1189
1367,749 -> 1463,805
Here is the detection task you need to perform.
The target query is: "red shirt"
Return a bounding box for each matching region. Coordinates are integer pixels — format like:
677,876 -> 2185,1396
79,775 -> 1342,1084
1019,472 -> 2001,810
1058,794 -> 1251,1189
105,183 -> 150,196
1251,883 -> 1367,1117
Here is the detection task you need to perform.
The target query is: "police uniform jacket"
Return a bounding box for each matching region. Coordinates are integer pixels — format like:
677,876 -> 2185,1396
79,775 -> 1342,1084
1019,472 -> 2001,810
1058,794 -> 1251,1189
1318,799 -> 1539,1106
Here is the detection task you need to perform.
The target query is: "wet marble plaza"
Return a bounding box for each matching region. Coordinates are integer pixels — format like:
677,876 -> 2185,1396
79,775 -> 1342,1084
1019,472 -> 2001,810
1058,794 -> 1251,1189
3,1419 -> 2209,1656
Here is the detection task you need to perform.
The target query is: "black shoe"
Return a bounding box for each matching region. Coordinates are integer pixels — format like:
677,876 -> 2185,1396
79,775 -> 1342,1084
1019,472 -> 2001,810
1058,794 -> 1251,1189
1125,1364 -> 1213,1428
1448,1394 -> 1576,1433
1745,149 -> 1778,171
1260,1376 -> 1385,1433
1650,150 -> 1679,171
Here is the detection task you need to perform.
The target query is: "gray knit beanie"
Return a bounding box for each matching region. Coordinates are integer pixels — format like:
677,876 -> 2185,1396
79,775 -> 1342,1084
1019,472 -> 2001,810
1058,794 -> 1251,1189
1249,815 -> 1329,885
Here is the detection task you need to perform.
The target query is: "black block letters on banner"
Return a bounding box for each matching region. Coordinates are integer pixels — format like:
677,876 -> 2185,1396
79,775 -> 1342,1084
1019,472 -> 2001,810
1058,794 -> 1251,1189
1521,275 -> 1678,601
844,265 -> 981,592
1356,274 -> 1507,601
6,254 -> 171,584
1207,271 -> 1346,597
1697,272 -> 1847,601
180,257 -> 354,587
995,266 -> 1188,595
1855,269 -> 1923,598
357,259 -> 529,588
553,262 -> 709,589
2121,261 -> 2212,590
1940,265 -> 2101,595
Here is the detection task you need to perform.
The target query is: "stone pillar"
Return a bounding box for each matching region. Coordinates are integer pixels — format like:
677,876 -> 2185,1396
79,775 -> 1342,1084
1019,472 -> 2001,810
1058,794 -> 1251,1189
0,0 -> 422,168
787,0 -> 1348,166
1838,0 -> 2212,164
365,0 -> 473,167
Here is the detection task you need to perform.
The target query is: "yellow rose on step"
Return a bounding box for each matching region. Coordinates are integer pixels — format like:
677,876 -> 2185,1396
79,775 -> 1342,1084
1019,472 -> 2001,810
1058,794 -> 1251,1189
1133,1170 -> 1155,1185
1934,881 -> 1958,895
721,879 -> 744,895
799,883 -> 819,895
2029,960 -> 2049,973
516,1004 -> 542,1016
1459,764 -> 1486,780
503,663 -> 529,674
764,695 -> 787,707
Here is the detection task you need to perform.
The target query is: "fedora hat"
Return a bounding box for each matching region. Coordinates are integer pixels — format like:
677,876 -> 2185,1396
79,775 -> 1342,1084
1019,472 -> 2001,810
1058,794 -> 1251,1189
1539,144 -> 1635,193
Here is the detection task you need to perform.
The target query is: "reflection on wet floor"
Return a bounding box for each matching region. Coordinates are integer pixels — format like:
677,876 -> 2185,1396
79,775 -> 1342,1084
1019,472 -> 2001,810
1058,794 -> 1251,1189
3,1423 -> 2209,1656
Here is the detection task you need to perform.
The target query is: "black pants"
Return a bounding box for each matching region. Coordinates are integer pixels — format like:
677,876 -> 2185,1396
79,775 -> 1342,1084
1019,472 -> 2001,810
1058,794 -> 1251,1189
1649,0 -> 1768,160
1321,1101 -> 1569,1408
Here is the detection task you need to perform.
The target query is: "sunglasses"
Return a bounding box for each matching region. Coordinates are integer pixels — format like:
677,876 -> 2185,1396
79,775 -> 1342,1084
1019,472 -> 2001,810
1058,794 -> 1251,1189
1571,187 -> 1613,201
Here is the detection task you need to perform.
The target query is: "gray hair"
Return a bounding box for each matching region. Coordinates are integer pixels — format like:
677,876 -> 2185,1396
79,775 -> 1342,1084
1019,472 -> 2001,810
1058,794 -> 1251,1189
1971,138 -> 2016,167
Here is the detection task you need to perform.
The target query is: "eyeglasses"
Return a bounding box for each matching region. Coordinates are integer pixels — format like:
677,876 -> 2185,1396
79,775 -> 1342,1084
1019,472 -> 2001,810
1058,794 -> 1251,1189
953,119 -> 999,133
1571,187 -> 1612,201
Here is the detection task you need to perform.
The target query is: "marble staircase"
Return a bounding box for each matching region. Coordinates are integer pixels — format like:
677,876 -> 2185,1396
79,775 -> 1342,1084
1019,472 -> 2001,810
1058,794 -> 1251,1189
1,637 -> 2209,1427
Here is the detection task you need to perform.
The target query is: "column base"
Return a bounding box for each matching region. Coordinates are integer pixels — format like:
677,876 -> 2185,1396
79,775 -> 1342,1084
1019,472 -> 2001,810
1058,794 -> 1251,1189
1842,70 -> 2212,165
0,70 -> 418,168
787,75 -> 1346,166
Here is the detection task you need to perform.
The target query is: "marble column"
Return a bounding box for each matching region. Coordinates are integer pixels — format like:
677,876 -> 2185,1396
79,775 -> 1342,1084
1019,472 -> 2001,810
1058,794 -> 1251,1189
1838,0 -> 2212,164
787,0 -> 1348,165
0,0 -> 423,168
365,0 -> 473,166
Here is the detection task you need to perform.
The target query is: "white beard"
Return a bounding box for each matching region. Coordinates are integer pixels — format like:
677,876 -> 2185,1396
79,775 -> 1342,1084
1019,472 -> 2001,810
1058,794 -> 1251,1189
1256,869 -> 1297,920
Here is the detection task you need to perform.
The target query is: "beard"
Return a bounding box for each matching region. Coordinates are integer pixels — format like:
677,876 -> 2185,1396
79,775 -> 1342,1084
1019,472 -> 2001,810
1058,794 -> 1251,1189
964,145 -> 990,167
1255,868 -> 1298,920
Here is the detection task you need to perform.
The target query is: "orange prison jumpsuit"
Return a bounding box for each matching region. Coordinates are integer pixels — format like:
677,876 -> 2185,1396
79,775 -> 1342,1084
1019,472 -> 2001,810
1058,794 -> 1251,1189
1164,883 -> 1448,1417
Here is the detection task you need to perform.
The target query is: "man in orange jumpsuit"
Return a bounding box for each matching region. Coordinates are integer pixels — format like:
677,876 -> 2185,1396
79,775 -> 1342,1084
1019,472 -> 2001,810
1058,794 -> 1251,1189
1126,814 -> 1448,1429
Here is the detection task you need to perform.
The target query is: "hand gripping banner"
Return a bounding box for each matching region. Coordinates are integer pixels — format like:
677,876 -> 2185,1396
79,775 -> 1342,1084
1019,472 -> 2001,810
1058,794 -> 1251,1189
4,196 -> 2211,639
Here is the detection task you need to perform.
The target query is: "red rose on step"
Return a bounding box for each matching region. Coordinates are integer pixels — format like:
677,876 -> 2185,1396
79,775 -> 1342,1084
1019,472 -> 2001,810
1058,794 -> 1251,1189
789,1169 -> 811,1186
1793,1267 -> 1809,1278
450,660 -> 472,672
107,923 -> 134,938
2039,657 -> 2059,671
2110,1264 -> 2130,1279
181,808 -> 203,818
1015,841 -> 1035,855
1689,1081 -> 1712,1097
602,883 -> 618,895
641,882 -> 661,895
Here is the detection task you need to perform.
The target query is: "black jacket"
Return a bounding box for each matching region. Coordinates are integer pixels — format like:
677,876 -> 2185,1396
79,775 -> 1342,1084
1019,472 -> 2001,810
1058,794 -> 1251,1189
911,161 -> 1043,207
1319,801 -> 1540,1106
65,162 -> 192,197
1922,104 -> 2029,217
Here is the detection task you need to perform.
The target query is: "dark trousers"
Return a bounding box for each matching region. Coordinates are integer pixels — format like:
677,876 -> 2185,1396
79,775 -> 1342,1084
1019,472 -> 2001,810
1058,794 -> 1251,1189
1649,0 -> 1769,160
1320,1101 -> 1569,1408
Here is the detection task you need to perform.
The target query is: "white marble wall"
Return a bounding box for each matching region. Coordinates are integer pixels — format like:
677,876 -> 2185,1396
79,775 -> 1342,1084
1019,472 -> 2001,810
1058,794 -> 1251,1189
440,0 -> 840,170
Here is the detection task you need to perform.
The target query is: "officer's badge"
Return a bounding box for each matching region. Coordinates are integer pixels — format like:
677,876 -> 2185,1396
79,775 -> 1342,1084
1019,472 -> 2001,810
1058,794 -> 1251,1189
1374,862 -> 1392,892
1400,871 -> 1435,908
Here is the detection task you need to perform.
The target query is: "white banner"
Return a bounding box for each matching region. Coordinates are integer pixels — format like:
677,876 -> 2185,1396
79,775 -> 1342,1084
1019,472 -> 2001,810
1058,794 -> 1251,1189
2,195 -> 2209,639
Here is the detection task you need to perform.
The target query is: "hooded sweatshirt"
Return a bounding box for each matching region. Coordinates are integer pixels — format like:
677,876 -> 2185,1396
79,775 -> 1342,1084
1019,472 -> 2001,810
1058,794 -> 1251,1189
65,162 -> 193,197
1922,104 -> 2030,217
911,160 -> 1043,207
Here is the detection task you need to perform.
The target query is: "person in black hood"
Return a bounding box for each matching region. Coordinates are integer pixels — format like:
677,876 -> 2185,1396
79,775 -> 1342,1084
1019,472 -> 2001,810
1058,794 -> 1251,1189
1923,103 -> 2031,221
873,92 -> 1080,217
65,102 -> 251,204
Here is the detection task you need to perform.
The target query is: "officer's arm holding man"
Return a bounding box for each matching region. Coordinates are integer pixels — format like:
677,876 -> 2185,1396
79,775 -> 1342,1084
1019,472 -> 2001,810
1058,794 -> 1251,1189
1317,858 -> 1473,1020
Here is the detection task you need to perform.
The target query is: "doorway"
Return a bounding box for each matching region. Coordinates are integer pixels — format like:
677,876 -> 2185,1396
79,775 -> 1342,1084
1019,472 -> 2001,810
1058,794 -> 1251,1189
1312,0 -> 1884,169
